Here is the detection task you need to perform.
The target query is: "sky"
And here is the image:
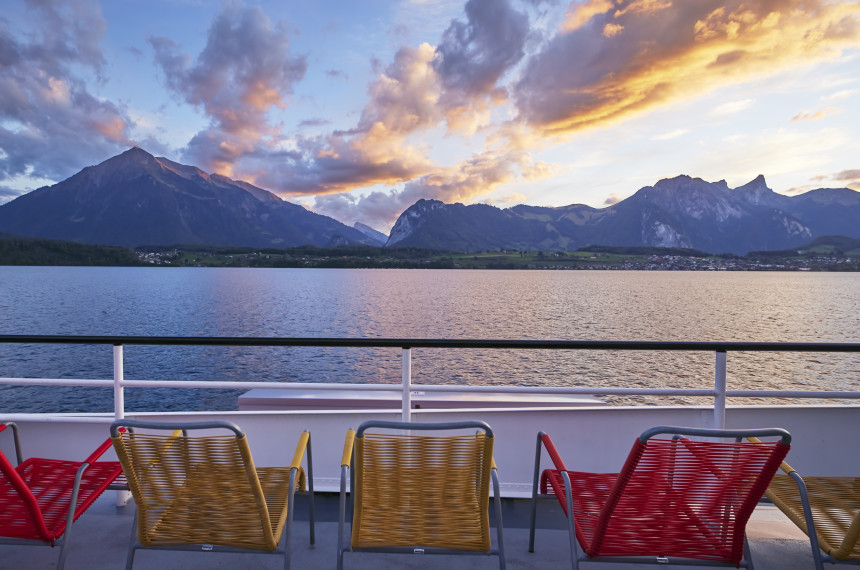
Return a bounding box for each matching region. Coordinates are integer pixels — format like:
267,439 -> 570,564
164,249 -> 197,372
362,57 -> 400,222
1,0 -> 859,234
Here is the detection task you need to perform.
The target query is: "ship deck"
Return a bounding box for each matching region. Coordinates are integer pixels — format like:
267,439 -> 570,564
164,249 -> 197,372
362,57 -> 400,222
0,491 -> 818,570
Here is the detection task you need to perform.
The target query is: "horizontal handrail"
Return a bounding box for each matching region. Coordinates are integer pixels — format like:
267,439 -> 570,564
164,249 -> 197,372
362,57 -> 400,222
1,334 -> 859,352
1,335 -> 858,427
2,377 -> 858,400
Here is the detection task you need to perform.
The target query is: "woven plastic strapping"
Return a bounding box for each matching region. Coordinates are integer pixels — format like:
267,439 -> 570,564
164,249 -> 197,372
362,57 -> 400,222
351,431 -> 493,551
766,474 -> 860,560
542,437 -> 788,566
1,449 -> 122,543
112,432 -> 304,550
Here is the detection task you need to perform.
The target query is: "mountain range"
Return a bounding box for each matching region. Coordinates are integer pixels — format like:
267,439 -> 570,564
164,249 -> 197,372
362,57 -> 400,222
388,175 -> 860,254
1,148 -> 858,255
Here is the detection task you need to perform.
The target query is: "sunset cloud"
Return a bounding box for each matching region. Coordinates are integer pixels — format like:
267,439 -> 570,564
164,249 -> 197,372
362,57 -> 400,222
710,99 -> 755,116
562,0 -> 614,32
603,193 -> 623,206
0,0 -> 133,190
806,168 -> 860,191
834,169 -> 860,181
792,107 -> 842,121
434,0 -> 529,132
832,168 -> 860,190
249,128 -> 436,195
311,147 -> 545,229
515,0 -> 860,134
244,0 -> 535,224
358,44 -> 443,135
241,44 -> 444,195
150,1 -> 307,176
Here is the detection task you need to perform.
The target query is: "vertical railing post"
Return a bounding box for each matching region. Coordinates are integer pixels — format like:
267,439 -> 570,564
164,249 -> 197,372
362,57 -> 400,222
113,344 -> 124,420
402,347 -> 412,422
714,350 -> 727,429
112,344 -> 131,505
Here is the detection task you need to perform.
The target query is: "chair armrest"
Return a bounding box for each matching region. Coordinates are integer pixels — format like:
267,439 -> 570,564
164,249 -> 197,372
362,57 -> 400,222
342,429 -> 356,468
291,431 -> 310,470
1,421 -> 23,465
537,431 -> 568,472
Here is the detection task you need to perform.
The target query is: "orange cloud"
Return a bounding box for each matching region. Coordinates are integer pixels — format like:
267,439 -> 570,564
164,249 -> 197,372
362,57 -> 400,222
791,107 -> 842,121
613,0 -> 673,18
359,44 -> 442,135
562,0 -> 614,32
834,169 -> 860,181
310,146 -> 551,230
603,23 -> 625,37
827,168 -> 860,190
516,0 -> 860,135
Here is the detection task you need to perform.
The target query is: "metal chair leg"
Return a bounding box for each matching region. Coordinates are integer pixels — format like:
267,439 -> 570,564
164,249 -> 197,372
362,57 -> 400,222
125,509 -> 139,570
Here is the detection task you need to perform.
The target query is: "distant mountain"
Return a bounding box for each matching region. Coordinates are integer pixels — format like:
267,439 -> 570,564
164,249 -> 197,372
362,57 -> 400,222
0,148 -> 377,249
387,175 -> 860,255
353,222 -> 388,246
802,235 -> 860,253
749,235 -> 860,258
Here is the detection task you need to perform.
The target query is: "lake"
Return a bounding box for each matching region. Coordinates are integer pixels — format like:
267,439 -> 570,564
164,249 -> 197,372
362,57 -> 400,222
1,266 -> 858,412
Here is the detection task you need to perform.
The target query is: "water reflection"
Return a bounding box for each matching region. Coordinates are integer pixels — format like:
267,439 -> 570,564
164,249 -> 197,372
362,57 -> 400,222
0,267 -> 857,412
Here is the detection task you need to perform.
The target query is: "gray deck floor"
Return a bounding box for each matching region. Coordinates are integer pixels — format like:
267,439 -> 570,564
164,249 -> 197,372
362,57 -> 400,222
1,493 -> 819,570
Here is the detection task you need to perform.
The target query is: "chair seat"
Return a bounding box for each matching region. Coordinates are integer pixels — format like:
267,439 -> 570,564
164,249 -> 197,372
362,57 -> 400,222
766,474 -> 860,560
530,427 -> 791,570
137,463 -> 304,550
110,420 -> 314,570
541,468 -> 739,560
2,422 -> 124,570
352,465 -> 488,550
2,457 -> 122,542
339,420 -> 505,570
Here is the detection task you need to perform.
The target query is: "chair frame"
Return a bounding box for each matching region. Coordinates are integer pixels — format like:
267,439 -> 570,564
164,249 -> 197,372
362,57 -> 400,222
337,420 -> 506,570
0,421 -> 124,570
746,443 -> 860,570
529,425 -> 792,569
110,419 -> 314,570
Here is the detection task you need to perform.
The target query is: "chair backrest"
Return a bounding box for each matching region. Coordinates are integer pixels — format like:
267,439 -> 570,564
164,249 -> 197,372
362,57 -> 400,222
766,470 -> 860,560
1,423 -> 123,544
587,426 -> 790,565
110,420 -> 278,550
0,448 -> 52,542
351,420 -> 494,551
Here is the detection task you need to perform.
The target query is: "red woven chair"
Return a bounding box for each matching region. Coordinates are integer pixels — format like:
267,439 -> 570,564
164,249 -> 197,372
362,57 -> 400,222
0,421 -> 124,569
528,426 -> 791,569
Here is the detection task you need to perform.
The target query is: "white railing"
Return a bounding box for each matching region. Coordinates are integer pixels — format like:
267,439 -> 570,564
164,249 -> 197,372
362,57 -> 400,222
1,336 -> 859,429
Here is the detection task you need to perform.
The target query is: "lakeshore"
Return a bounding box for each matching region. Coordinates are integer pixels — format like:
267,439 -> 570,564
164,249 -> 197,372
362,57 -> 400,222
3,233 -> 860,270
137,244 -> 860,271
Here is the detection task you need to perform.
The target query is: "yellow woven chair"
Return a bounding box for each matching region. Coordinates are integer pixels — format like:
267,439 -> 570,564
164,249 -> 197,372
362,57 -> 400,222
337,420 -> 505,569
110,420 -> 314,570
749,436 -> 860,569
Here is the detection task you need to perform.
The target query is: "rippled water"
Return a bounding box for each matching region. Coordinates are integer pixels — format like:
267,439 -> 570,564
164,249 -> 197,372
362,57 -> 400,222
0,267 -> 857,411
